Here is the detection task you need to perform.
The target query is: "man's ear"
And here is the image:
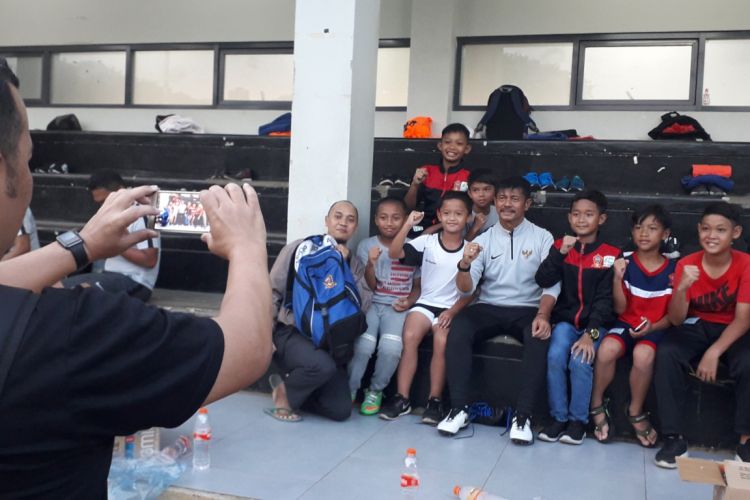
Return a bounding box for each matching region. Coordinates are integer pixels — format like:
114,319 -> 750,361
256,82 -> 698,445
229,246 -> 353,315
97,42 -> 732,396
524,197 -> 532,211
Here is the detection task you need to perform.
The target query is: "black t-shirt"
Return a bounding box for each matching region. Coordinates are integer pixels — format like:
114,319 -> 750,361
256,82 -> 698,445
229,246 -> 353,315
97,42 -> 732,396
0,285 -> 224,499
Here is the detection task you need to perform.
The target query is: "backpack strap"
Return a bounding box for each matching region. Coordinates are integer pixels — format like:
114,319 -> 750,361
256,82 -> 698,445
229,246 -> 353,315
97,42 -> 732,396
0,288 -> 40,398
284,243 -> 302,310
477,88 -> 502,127
508,87 -> 539,133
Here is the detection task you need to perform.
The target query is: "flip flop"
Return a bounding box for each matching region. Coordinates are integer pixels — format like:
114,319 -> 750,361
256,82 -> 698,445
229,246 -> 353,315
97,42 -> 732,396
263,407 -> 302,422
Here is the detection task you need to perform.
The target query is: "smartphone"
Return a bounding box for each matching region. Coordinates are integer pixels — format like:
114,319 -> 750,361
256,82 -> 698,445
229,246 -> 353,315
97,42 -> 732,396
633,318 -> 649,333
149,190 -> 209,233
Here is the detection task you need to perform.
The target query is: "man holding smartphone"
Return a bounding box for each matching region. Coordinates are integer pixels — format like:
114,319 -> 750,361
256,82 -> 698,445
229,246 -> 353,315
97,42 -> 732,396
0,59 -> 273,497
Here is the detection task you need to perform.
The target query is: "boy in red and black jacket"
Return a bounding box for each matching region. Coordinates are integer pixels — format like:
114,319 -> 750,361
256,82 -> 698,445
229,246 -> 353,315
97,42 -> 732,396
404,123 -> 471,228
534,190 -> 620,445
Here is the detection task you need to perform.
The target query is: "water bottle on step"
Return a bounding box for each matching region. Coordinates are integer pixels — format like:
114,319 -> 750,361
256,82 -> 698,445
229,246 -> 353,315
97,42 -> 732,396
400,448 -> 420,497
192,408 -> 211,470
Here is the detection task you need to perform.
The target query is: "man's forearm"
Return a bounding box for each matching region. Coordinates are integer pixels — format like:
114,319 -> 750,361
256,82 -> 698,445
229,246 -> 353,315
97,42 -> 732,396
537,293 -> 556,319
0,242 -> 79,292
404,184 -> 418,210
120,247 -> 158,268
456,269 -> 473,293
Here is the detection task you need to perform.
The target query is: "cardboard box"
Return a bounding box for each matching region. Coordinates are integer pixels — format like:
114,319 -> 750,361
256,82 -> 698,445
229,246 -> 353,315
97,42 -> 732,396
112,428 -> 161,459
677,457 -> 750,500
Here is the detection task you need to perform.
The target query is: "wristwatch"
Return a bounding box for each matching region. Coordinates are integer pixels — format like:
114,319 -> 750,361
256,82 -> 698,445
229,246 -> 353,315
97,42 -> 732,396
585,328 -> 600,341
56,230 -> 89,270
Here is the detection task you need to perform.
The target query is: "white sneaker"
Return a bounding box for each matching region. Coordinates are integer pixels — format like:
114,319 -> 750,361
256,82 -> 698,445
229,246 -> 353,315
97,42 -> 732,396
509,414 -> 534,445
437,407 -> 470,436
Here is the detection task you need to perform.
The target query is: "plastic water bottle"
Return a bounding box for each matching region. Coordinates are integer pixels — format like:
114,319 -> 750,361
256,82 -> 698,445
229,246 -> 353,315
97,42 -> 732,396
192,408 -> 211,470
161,435 -> 191,461
400,448 -> 419,496
453,485 -> 508,500
703,88 -> 711,106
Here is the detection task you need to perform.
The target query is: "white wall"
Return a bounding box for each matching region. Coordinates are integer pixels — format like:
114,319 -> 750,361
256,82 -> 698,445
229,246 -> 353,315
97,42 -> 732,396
2,0 -> 410,137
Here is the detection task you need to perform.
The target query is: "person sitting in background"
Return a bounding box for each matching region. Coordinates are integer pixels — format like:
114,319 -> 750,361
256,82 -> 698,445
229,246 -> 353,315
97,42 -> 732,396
1,207 -> 38,260
57,170 -> 160,301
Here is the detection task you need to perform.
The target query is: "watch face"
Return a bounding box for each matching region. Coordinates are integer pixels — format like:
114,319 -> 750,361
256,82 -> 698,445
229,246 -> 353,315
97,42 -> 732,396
58,231 -> 81,247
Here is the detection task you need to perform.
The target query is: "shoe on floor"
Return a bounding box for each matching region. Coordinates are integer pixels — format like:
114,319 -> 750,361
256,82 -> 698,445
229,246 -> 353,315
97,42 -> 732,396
570,175 -> 585,192
437,406 -> 470,436
736,441 -> 750,462
538,420 -> 567,442
654,435 -> 688,469
360,389 -> 382,416
393,178 -> 411,188
421,397 -> 445,426
510,413 -> 534,445
522,172 -> 540,188
560,420 -> 586,445
690,185 -> 710,196
557,176 -> 571,192
378,393 -> 411,420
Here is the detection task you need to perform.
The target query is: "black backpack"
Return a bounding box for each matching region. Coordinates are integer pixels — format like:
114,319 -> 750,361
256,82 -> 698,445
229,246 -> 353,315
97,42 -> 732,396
476,85 -> 539,140
46,114 -> 82,131
648,111 -> 711,141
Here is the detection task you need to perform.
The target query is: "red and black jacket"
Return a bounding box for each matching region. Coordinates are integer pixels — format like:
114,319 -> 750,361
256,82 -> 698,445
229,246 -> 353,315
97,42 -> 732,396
417,163 -> 470,225
535,238 -> 620,330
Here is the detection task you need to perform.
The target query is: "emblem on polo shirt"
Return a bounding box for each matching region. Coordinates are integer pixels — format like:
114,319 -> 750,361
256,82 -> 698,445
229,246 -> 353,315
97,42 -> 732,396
521,249 -> 532,259
593,254 -> 603,269
603,255 -> 616,268
323,274 -> 337,289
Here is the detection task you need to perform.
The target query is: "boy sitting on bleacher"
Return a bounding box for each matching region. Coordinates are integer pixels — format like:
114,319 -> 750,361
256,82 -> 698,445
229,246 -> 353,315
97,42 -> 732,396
654,202 -> 750,468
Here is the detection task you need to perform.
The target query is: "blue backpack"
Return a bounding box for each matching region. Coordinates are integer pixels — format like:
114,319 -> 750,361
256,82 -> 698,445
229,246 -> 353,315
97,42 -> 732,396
286,235 -> 366,363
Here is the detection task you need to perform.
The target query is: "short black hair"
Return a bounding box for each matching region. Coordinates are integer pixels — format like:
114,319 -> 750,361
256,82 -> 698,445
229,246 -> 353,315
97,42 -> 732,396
702,201 -> 742,227
375,195 -> 407,215
440,190 -> 472,213
571,190 -> 608,213
468,168 -> 496,189
441,123 -> 471,141
88,170 -> 125,191
0,58 -> 22,168
495,176 -> 531,200
631,204 -> 672,230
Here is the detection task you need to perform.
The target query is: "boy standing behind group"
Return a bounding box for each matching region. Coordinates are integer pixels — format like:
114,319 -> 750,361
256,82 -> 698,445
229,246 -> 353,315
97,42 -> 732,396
404,123 -> 472,228
349,197 -> 420,415
464,169 -> 499,241
536,190 -> 619,445
380,192 -> 474,425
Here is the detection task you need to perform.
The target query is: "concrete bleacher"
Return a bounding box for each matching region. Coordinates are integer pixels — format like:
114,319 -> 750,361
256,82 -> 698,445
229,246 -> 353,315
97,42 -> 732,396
28,130 -> 750,448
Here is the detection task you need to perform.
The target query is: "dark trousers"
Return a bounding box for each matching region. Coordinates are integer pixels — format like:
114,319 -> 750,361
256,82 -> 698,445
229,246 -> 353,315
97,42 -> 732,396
445,303 -> 547,413
655,321 -> 750,436
272,324 -> 351,421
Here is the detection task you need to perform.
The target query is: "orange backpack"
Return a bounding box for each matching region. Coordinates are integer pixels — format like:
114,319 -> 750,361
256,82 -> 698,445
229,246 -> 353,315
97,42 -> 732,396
403,116 -> 432,139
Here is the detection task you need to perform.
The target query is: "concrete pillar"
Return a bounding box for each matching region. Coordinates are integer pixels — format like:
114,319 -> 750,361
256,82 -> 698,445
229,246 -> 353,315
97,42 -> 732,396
405,0 -> 457,136
287,0 -> 381,244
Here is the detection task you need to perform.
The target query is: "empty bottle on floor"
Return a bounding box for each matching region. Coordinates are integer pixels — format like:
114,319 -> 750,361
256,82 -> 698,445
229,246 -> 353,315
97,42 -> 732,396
400,448 -> 420,496
192,408 -> 211,470
453,485 -> 508,500
161,435 -> 191,461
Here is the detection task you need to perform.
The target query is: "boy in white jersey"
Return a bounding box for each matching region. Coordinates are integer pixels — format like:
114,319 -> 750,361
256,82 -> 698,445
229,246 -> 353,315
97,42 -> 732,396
349,197 -> 420,415
380,191 -> 474,425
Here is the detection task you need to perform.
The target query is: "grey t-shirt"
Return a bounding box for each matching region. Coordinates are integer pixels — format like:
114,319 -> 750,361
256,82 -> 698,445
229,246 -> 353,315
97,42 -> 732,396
465,208 -> 499,237
356,236 -> 418,305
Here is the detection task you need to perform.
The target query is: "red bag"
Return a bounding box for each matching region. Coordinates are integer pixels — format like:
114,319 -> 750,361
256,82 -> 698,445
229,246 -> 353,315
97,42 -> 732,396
403,117 -> 432,139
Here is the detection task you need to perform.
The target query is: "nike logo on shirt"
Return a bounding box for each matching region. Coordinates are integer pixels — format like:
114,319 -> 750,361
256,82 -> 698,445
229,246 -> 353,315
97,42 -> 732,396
491,254 -> 502,260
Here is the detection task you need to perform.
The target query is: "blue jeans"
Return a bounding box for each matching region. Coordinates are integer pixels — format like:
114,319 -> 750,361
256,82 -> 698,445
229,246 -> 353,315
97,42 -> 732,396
547,322 -> 603,423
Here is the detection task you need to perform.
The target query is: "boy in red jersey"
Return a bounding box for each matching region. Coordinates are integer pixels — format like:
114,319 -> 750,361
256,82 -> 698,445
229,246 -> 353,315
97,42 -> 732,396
654,202 -> 750,468
404,123 -> 471,227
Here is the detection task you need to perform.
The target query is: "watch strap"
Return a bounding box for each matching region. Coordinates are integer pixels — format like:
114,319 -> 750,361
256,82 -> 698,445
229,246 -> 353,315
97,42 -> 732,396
57,231 -> 89,270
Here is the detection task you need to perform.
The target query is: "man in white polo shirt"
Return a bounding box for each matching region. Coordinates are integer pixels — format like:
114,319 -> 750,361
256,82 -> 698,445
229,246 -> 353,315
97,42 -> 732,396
59,170 -> 160,301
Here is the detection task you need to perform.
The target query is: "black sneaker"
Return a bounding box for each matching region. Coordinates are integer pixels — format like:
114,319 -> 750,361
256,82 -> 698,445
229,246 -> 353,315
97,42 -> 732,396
736,441 -> 750,462
378,394 -> 411,421
654,436 -> 688,469
538,420 -> 567,442
421,397 -> 444,425
560,420 -> 586,445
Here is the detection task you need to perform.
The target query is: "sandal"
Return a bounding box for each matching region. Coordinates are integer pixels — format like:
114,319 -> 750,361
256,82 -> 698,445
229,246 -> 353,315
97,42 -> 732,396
627,411 -> 657,448
590,401 -> 613,443
263,407 -> 302,422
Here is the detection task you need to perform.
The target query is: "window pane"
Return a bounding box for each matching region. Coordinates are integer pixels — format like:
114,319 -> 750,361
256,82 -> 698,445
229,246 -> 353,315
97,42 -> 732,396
459,43 -> 573,106
3,56 -> 43,100
133,50 -> 214,105
376,47 -> 409,107
703,39 -> 750,106
223,53 -> 293,102
51,52 -> 126,104
582,45 -> 693,101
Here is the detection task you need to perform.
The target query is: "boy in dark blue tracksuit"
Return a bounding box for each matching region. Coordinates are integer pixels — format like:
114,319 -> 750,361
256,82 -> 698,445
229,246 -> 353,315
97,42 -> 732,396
535,191 -> 620,444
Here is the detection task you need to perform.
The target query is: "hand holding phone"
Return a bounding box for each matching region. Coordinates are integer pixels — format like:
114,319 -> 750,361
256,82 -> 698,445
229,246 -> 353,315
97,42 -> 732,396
630,317 -> 650,337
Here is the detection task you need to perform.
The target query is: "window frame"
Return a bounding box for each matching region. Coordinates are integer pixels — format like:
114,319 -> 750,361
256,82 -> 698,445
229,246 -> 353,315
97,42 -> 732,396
0,39 -> 410,111
454,30 -> 750,112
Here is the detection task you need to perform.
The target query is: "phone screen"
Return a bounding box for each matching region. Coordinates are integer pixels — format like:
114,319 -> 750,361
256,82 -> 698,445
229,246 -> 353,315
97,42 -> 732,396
152,190 -> 209,233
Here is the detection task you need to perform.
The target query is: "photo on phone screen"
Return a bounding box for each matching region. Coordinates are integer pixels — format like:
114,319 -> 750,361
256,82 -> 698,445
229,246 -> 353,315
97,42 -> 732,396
152,190 -> 209,233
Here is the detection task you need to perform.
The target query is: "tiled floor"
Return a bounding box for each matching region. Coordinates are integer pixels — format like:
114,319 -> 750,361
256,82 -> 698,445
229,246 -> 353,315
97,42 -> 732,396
160,391 -> 732,500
